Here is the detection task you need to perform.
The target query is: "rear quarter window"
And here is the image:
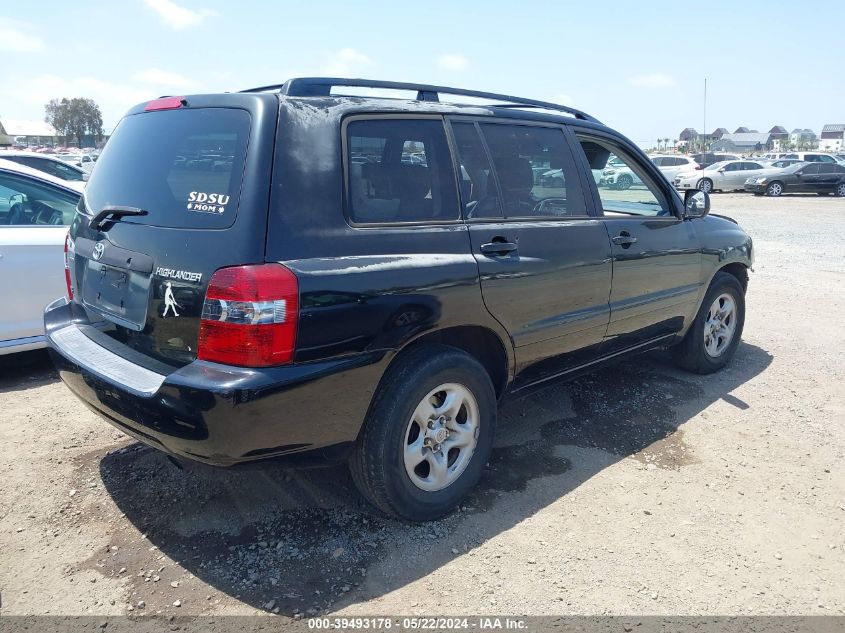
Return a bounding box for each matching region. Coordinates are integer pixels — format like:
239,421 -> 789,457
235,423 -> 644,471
83,108 -> 250,229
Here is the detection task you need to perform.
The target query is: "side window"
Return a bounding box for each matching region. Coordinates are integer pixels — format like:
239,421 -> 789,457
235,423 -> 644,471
345,118 -> 459,224
744,162 -> 764,170
573,137 -> 672,217
801,163 -> 821,175
818,155 -> 835,163
724,163 -> 739,172
671,157 -> 686,167
651,157 -> 665,167
476,123 -> 587,218
0,172 -> 79,226
46,160 -> 85,181
450,121 -> 501,218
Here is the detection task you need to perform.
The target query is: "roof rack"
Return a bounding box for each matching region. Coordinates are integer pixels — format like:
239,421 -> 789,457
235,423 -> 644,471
240,77 -> 600,124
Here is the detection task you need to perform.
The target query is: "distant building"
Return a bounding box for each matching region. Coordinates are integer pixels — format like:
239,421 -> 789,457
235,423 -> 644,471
711,128 -> 729,141
711,133 -> 772,153
734,126 -> 750,134
819,124 -> 844,152
1,119 -> 59,146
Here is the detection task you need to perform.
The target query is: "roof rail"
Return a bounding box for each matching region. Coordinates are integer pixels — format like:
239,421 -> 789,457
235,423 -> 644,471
240,77 -> 600,124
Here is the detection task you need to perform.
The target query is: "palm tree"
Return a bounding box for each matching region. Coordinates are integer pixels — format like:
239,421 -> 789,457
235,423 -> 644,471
672,139 -> 678,152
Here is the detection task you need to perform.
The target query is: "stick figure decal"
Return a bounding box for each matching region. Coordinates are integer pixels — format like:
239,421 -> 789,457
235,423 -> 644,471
162,281 -> 182,317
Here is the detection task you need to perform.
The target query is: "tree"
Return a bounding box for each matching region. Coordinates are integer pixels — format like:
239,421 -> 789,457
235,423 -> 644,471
44,97 -> 103,147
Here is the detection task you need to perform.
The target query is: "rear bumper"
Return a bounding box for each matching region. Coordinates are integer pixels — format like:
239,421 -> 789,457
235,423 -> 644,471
45,298 -> 388,467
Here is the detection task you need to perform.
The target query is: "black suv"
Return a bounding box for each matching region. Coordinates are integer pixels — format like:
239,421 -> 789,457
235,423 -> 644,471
45,78 -> 753,521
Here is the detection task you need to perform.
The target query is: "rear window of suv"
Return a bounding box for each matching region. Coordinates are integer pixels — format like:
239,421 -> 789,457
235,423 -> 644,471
83,108 -> 250,229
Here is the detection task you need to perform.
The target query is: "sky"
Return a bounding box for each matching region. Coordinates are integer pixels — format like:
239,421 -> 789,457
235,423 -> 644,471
1,0 -> 844,148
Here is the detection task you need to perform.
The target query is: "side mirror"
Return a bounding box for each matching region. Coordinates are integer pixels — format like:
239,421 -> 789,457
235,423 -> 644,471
684,189 -> 710,219
717,167 -> 726,173
795,171 -> 803,177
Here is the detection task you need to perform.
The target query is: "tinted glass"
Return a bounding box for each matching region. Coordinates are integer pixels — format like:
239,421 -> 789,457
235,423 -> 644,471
819,163 -> 844,174
801,163 -> 821,174
574,137 -> 670,217
346,118 -> 458,224
84,108 -> 250,229
744,162 -> 764,170
478,123 -> 586,218
651,157 -> 665,166
0,171 -> 79,226
450,121 -> 501,218
724,163 -> 739,171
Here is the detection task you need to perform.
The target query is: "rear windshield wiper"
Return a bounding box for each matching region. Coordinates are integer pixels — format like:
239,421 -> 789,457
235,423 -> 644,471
91,206 -> 148,230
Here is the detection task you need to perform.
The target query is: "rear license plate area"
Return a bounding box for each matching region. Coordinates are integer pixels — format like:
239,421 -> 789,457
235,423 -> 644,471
82,260 -> 151,331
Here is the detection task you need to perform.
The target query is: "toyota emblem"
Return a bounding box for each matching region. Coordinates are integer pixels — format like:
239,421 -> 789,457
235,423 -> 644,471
92,242 -> 105,261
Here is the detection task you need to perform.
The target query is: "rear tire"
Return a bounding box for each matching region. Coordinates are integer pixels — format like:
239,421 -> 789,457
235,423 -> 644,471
349,344 -> 496,522
672,272 -> 745,374
836,183 -> 845,197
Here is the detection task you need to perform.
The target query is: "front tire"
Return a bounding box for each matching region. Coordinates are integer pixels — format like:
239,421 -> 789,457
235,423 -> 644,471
836,183 -> 845,197
766,181 -> 783,197
672,272 -> 745,374
349,344 -> 496,522
616,174 -> 633,190
697,178 -> 713,194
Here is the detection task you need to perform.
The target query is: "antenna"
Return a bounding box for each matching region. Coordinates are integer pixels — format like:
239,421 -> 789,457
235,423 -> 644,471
703,77 -> 707,152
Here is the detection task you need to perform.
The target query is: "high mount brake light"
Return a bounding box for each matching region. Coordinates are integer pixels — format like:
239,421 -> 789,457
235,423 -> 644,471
144,96 -> 186,111
198,264 -> 299,367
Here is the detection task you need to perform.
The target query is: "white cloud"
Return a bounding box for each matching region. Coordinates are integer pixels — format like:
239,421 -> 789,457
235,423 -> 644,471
143,0 -> 217,30
322,48 -> 373,76
626,73 -> 676,88
436,54 -> 469,72
0,19 -> 44,52
133,68 -> 197,89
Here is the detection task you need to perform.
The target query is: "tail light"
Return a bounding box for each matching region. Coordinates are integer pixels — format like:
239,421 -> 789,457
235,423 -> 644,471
694,165 -> 703,170
64,233 -> 74,300
198,264 -> 299,367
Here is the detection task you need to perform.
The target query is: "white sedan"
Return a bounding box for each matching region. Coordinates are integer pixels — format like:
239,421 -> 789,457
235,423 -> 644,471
0,159 -> 80,354
674,160 -> 773,193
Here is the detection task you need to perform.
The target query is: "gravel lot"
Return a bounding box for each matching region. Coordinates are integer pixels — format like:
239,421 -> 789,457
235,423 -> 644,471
0,193 -> 842,618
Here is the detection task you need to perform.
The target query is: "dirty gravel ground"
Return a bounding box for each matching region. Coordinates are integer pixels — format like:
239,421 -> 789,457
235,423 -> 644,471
0,193 -> 842,618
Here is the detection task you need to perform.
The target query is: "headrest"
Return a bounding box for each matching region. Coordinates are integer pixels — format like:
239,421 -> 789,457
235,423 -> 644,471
490,157 -> 533,194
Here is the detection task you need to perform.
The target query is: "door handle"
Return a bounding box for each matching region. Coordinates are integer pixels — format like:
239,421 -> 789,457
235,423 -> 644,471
480,240 -> 518,256
611,232 -> 637,247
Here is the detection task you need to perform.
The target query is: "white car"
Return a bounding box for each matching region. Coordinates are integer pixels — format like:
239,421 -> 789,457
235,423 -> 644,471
674,160 -> 774,193
0,151 -> 89,184
650,154 -> 700,181
55,153 -> 97,173
0,159 -> 80,354
599,156 -> 642,189
781,152 -> 845,165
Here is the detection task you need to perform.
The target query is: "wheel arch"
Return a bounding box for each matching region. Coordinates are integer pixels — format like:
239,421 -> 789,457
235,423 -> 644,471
401,326 -> 512,399
714,261 -> 749,292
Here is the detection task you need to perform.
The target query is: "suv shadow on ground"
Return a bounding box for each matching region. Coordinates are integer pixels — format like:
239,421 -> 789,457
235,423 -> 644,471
95,342 -> 771,616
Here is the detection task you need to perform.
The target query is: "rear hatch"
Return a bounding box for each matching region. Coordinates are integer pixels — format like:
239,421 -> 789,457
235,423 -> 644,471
69,93 -> 279,367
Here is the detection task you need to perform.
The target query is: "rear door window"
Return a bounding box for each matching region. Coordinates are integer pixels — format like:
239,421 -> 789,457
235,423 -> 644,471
83,108 -> 251,229
474,122 -> 587,218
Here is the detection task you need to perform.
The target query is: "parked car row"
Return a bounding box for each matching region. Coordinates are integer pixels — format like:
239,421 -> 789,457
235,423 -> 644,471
0,151 -> 90,185
673,157 -> 845,197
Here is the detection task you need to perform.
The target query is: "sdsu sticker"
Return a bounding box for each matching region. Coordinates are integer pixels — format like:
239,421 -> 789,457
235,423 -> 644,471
187,191 -> 229,214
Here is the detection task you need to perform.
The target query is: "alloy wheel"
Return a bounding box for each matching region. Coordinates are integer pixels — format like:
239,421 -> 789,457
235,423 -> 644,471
403,383 -> 479,492
703,293 -> 737,358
